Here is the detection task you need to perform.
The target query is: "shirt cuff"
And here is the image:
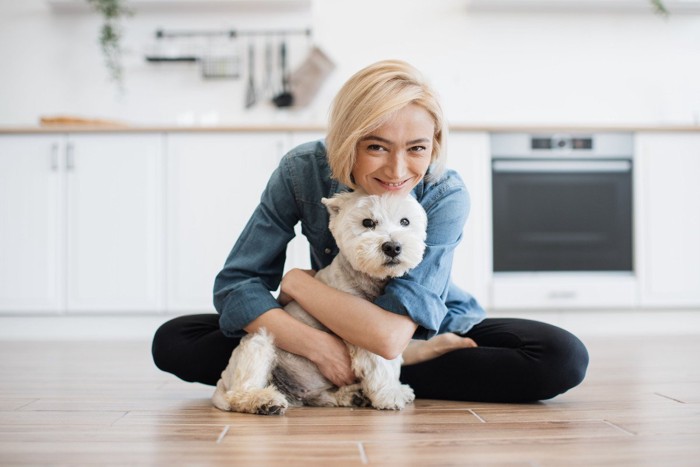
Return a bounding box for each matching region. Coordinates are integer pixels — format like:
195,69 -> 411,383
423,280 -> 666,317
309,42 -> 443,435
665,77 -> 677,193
374,278 -> 447,340
218,281 -> 282,338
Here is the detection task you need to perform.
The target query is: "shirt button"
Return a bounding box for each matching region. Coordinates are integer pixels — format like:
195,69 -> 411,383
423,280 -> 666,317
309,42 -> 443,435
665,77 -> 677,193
324,248 -> 332,254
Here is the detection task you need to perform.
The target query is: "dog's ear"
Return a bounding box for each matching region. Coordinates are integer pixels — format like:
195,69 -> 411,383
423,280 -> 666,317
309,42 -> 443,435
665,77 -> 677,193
322,191 -> 357,217
321,197 -> 341,216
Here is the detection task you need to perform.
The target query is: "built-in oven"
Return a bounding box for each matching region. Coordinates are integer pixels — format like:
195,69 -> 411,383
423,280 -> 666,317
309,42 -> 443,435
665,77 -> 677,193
490,133 -> 637,309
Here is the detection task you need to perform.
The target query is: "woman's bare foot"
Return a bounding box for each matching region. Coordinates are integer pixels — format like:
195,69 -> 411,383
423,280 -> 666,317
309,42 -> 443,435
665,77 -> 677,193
402,333 -> 477,365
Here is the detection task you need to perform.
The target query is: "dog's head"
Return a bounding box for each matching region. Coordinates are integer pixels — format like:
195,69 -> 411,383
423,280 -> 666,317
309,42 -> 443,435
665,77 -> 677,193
321,191 -> 428,279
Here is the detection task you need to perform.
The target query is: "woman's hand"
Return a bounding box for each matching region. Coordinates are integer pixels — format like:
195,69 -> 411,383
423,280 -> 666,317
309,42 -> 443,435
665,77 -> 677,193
310,332 -> 357,387
278,269 -> 316,306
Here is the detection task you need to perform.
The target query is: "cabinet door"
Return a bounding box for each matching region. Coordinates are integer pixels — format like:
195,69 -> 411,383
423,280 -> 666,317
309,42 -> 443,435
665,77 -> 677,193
445,132 -> 492,308
636,133 -> 700,307
65,134 -> 163,312
0,135 -> 63,312
166,133 -> 283,312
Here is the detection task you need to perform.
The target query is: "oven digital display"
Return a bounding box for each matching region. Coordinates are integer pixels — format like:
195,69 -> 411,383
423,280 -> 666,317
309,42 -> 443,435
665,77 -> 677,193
531,137 -> 593,150
572,138 -> 593,149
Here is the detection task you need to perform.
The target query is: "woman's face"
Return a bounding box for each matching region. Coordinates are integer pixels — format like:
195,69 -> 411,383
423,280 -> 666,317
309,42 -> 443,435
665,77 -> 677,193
352,104 -> 434,196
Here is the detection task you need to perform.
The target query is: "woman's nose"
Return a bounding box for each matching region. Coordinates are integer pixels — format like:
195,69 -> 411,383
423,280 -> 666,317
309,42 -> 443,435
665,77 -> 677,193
385,152 -> 407,178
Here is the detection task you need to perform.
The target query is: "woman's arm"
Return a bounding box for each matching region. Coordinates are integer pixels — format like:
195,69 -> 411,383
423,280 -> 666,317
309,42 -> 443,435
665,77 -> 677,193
244,308 -> 357,387
281,269 -> 418,360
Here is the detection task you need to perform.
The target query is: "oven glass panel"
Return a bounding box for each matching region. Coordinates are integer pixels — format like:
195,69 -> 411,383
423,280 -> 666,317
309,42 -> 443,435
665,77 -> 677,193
492,162 -> 633,272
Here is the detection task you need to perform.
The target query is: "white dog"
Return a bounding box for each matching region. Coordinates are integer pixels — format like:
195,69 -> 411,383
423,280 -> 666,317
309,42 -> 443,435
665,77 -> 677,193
212,191 -> 428,415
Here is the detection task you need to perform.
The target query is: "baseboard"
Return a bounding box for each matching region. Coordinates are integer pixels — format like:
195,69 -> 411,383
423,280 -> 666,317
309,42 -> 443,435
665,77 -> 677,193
0,314 -> 182,341
487,308 -> 700,338
0,309 -> 699,340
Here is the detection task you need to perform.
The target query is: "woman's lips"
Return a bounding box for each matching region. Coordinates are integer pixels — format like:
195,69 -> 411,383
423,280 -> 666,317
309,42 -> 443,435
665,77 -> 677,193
375,178 -> 409,191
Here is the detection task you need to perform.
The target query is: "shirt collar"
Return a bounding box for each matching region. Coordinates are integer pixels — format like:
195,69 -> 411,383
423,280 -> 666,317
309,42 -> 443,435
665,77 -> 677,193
412,177 -> 425,201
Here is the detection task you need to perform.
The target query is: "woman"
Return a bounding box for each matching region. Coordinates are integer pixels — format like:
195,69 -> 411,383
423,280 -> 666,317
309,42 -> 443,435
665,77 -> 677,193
152,60 -> 589,402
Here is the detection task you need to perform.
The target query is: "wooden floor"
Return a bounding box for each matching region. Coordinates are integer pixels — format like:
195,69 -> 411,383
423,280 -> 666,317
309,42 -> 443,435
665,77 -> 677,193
1,335 -> 699,466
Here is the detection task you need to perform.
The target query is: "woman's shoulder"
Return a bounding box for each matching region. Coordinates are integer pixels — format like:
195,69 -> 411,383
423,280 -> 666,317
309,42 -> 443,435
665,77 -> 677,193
278,139 -> 335,203
418,168 -> 469,211
283,139 -> 328,163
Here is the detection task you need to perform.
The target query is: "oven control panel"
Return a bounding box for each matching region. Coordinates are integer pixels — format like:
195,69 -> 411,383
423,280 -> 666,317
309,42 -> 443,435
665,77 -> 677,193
531,136 -> 593,150
491,132 -> 633,158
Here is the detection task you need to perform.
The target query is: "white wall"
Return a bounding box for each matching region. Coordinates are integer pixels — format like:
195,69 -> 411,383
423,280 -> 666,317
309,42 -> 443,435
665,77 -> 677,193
1,0 -> 699,127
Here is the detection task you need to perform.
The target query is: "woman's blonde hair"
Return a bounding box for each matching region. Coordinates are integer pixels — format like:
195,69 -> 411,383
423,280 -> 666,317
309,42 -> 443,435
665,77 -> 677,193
326,60 -> 447,188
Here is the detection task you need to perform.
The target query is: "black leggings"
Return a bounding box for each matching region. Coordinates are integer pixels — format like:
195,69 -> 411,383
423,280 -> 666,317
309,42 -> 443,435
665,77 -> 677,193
152,315 -> 589,403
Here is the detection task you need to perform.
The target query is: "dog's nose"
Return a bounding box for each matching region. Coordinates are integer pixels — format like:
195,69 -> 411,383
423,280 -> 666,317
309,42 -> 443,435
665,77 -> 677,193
382,241 -> 402,258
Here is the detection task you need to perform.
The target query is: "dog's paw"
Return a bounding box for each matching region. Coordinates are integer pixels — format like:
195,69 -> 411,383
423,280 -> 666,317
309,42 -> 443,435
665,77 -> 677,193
369,384 -> 415,411
330,383 -> 371,408
252,387 -> 289,416
351,390 -> 372,408
226,386 -> 289,416
256,400 -> 288,416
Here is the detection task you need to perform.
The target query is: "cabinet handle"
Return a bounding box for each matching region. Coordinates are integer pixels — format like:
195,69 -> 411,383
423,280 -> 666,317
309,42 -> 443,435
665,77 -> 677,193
66,142 -> 75,171
50,143 -> 59,171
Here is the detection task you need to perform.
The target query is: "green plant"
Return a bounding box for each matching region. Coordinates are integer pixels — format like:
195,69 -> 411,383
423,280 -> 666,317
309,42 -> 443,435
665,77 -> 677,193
651,0 -> 669,16
87,0 -> 133,90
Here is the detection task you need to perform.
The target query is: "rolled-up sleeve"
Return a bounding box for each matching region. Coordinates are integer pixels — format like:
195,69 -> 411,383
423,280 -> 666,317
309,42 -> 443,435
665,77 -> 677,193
374,179 -> 470,340
213,156 -> 299,337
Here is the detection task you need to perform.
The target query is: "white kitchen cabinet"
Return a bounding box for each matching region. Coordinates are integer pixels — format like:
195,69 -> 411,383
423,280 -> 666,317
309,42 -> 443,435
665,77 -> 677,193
165,133 -> 284,312
0,135 -> 63,312
445,132 -> 492,308
65,134 -> 164,312
636,132 -> 700,307
0,133 -> 164,314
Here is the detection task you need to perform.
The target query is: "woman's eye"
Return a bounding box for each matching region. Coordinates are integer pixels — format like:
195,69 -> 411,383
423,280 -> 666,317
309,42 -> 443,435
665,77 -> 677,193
400,218 -> 410,227
362,219 -> 376,229
367,144 -> 385,151
410,145 -> 427,152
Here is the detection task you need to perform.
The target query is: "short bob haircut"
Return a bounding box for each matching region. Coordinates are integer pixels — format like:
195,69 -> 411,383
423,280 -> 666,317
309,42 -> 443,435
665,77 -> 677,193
326,60 -> 447,189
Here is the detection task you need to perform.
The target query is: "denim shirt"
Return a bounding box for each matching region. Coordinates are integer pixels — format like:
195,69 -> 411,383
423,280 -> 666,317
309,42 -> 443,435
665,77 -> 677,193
213,139 -> 485,340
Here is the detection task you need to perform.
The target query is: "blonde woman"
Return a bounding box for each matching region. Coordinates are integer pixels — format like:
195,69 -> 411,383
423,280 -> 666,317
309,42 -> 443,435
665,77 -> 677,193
153,60 -> 588,402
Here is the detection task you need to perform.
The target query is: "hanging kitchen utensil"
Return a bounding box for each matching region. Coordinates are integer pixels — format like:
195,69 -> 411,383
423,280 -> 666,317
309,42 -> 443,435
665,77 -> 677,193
244,41 -> 257,108
262,38 -> 274,99
289,46 -> 335,108
272,38 -> 294,108
200,33 -> 241,79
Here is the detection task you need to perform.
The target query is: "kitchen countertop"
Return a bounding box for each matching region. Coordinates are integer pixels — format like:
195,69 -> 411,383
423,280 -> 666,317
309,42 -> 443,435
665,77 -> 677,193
1,124 -> 699,134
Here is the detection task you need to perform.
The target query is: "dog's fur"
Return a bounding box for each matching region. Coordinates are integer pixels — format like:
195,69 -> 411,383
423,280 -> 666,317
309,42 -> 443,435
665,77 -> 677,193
212,191 -> 428,415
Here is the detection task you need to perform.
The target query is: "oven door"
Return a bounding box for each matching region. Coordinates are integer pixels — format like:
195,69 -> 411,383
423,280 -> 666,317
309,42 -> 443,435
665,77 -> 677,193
492,159 -> 633,272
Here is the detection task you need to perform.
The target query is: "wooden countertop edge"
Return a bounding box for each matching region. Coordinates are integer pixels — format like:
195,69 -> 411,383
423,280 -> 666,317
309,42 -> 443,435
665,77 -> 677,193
1,124 -> 699,134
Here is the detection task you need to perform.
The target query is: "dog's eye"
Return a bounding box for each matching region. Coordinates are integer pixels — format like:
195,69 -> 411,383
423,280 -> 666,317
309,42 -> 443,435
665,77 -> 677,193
400,218 -> 410,227
362,218 -> 376,229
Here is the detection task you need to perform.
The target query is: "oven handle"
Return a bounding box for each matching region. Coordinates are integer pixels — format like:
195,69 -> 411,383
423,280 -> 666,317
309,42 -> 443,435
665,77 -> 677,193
492,159 -> 632,173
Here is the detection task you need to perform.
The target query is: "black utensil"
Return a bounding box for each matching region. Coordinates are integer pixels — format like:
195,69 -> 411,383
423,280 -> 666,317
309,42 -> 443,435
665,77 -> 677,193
272,39 -> 294,108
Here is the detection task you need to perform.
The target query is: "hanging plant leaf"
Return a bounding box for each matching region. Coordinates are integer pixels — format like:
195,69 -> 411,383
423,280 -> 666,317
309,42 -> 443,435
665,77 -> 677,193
86,0 -> 133,91
651,0 -> 669,16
